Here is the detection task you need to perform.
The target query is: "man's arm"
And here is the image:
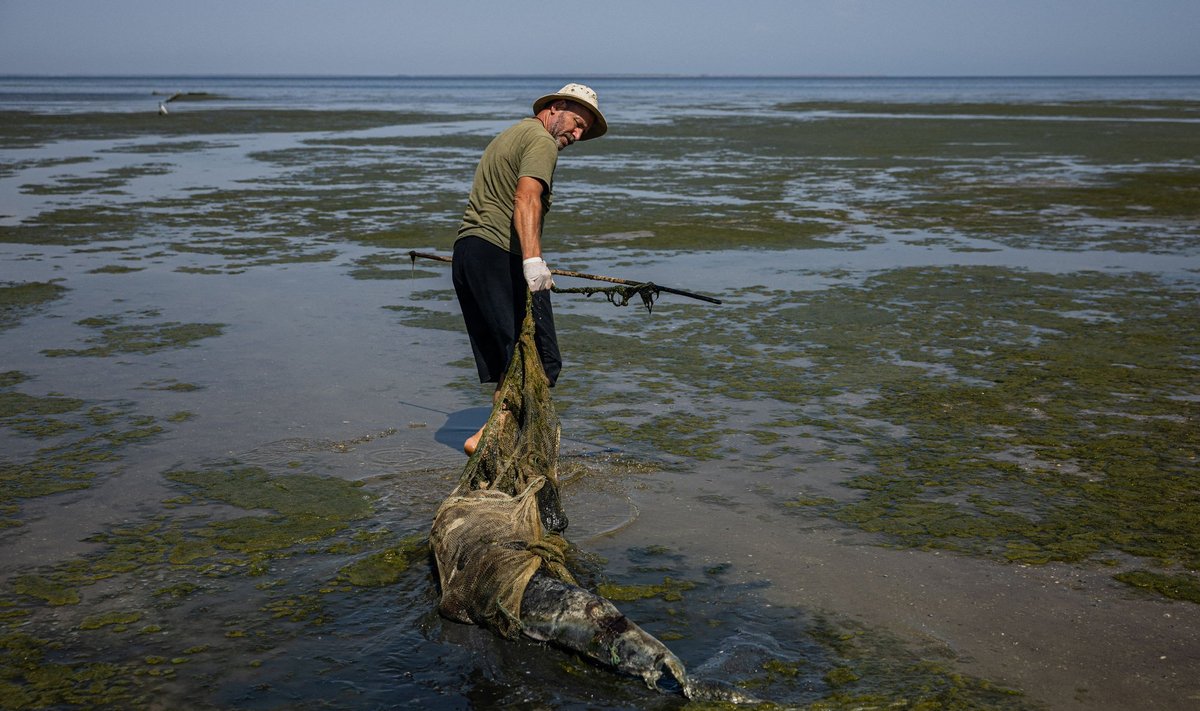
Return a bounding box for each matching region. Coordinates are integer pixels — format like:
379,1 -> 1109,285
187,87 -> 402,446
513,176 -> 545,260
513,176 -> 554,291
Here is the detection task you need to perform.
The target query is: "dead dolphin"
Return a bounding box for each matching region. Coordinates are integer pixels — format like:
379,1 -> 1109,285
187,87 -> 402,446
430,453 -> 759,703
429,298 -> 757,703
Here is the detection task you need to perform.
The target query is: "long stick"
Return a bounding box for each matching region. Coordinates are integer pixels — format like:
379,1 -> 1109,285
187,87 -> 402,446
408,251 -> 722,305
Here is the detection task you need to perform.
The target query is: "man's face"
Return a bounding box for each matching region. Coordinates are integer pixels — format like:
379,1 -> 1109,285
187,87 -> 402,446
547,102 -> 594,151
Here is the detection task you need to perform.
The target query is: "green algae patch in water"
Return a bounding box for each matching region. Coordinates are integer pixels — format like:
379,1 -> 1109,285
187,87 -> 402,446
383,304 -> 466,332
334,533 -> 429,587
41,313 -> 225,358
166,467 -> 373,521
168,236 -> 339,273
794,616 -> 1030,711
78,610 -> 143,631
0,108 -> 435,148
596,576 -> 697,603
0,459 -> 434,708
87,265 -> 145,275
0,376 -> 177,529
20,162 -> 173,197
0,632 -> 141,710
0,281 -> 67,331
0,281 -> 67,312
10,576 -> 81,607
0,389 -> 85,423
161,467 -> 376,559
139,378 -> 203,392
597,411 -> 731,461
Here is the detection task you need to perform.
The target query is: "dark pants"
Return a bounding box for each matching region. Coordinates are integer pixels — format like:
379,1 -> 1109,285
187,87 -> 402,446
452,236 -> 561,386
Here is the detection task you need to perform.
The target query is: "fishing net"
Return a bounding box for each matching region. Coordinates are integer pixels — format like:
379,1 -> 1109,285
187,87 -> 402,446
430,294 -> 576,639
552,283 -> 661,312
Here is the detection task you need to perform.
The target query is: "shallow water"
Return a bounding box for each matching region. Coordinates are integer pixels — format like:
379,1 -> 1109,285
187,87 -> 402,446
1,76 -> 1198,709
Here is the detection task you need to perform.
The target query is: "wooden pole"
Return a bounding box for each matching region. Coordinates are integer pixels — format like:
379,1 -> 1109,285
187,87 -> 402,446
407,251 -> 722,305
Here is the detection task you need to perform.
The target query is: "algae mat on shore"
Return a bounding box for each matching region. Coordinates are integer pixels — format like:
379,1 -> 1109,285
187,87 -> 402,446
396,263 -> 1199,602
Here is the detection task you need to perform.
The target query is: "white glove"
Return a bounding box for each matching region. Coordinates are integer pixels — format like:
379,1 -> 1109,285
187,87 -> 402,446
522,257 -> 555,292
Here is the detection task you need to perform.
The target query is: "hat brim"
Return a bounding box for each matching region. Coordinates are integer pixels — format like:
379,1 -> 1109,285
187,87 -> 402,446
533,93 -> 607,140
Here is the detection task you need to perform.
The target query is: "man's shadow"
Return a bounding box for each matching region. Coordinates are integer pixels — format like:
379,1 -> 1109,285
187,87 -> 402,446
434,407 -> 491,451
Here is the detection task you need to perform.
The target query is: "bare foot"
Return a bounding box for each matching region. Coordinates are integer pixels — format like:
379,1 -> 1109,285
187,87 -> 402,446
463,426 -> 484,456
463,409 -> 508,456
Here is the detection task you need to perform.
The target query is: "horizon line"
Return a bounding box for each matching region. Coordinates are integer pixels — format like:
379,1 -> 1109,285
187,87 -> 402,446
3,72 -> 1199,81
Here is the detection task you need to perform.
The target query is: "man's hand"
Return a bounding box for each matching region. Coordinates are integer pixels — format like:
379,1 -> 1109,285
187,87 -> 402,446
522,257 -> 555,292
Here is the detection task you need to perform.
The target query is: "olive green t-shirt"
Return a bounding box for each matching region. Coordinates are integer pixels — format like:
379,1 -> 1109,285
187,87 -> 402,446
457,118 -> 558,254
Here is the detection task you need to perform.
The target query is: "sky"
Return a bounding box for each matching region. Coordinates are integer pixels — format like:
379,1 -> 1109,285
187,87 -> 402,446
1,0 -> 1197,77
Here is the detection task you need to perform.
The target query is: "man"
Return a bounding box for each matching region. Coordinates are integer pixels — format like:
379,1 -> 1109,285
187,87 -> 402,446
452,83 -> 608,455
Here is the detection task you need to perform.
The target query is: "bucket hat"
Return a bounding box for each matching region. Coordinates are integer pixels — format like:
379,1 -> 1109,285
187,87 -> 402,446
533,83 -> 607,140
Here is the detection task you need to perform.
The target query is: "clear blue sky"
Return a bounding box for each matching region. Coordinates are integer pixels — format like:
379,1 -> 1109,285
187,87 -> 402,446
1,0 -> 1197,77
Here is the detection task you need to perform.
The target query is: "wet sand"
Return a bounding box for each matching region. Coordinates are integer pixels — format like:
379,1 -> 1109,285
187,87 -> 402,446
606,472 -> 1200,710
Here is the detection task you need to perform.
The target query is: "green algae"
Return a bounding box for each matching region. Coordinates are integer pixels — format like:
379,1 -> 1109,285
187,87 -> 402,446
10,576 -> 81,606
78,611 -> 143,631
0,108 -> 434,148
803,270 -> 1198,575
0,448 -> 1034,710
0,281 -> 67,331
4,98 -> 1197,260
0,632 -> 140,709
0,203 -> 143,246
383,304 -> 465,331
824,666 -> 861,687
761,658 -> 804,678
0,391 -> 85,420
106,138 -> 234,154
778,99 -> 1200,120
145,468 -> 377,566
0,376 -> 179,528
797,616 -> 1029,710
139,379 -> 202,392
334,533 -> 429,587
1113,570 -> 1200,604
169,236 -> 339,271
42,315 -> 224,357
786,495 -> 839,508
262,593 -> 329,624
0,281 -> 67,311
596,576 -> 696,603
20,163 -> 172,196
87,264 -> 145,274
787,268 -> 1197,597
0,461 -> 431,707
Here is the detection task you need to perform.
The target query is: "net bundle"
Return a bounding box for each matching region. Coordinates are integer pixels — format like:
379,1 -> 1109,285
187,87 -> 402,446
430,295 -> 575,639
